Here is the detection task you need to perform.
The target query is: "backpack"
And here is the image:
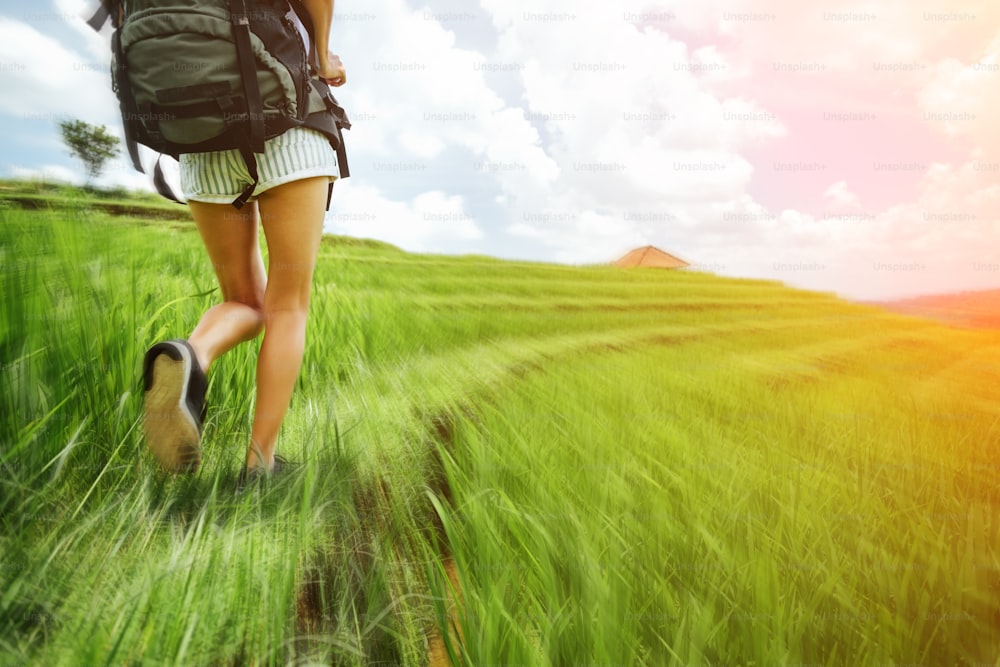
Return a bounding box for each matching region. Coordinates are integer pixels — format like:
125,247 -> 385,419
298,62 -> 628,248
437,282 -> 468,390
87,0 -> 351,209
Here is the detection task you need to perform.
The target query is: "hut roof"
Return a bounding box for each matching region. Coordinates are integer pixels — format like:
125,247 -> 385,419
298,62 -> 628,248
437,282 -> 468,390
614,245 -> 689,269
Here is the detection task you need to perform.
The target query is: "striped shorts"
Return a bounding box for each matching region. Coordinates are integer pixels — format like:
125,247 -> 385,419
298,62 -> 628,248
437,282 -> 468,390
179,127 -> 339,204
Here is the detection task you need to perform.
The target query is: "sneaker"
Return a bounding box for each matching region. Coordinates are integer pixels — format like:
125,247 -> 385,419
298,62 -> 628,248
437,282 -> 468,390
142,339 -> 207,473
236,454 -> 296,489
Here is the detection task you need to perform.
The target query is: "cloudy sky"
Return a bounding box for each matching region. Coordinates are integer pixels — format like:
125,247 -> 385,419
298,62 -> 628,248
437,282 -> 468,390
1,0 -> 998,300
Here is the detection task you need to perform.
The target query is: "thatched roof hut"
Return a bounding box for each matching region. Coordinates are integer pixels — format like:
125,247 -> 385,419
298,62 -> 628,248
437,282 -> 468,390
614,245 -> 689,269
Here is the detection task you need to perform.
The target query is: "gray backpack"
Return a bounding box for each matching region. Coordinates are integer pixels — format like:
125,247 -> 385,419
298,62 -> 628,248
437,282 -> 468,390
88,0 -> 350,208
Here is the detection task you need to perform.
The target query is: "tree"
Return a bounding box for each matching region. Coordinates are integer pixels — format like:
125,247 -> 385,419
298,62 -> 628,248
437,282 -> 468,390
58,120 -> 120,185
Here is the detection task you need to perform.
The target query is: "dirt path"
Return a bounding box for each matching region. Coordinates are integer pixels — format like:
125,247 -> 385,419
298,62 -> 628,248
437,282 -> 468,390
426,557 -> 464,666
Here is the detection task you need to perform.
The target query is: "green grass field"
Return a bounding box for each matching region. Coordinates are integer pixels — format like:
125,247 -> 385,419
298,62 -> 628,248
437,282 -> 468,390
2,187 -> 1000,666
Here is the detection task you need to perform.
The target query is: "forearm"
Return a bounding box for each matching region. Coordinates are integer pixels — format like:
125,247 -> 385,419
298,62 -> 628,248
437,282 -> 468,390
300,0 -> 334,65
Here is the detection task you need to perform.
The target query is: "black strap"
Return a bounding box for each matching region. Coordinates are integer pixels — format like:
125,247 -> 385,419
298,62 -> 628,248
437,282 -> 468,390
86,2 -> 111,31
312,82 -> 350,179
86,0 -> 117,31
334,127 -> 349,179
229,0 -> 266,154
112,30 -> 144,173
286,0 -> 318,72
145,95 -> 246,123
152,156 -> 184,205
232,138 -> 260,209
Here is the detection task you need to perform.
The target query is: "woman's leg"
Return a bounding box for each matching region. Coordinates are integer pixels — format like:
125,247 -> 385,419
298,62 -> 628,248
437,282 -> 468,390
144,200 -> 266,472
186,201 -> 267,372
244,176 -> 329,471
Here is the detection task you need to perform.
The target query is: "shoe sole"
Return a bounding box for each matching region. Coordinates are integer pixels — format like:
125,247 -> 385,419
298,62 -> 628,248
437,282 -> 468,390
143,343 -> 201,473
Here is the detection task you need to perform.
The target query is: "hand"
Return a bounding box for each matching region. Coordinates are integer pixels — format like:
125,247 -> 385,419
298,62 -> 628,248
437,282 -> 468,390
317,52 -> 346,87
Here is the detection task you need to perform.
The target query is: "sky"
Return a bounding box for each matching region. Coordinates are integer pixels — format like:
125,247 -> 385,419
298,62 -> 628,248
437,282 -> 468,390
0,0 -> 998,301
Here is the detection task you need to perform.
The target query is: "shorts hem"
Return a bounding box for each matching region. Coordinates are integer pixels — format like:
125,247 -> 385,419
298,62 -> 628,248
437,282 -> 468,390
184,171 -> 338,205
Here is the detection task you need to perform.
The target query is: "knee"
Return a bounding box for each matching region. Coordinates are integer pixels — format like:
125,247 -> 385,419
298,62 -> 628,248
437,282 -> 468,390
261,302 -> 311,342
244,292 -> 266,318
263,303 -> 310,325
220,272 -> 266,317
233,285 -> 266,318
247,303 -> 266,335
263,287 -> 311,322
229,294 -> 266,333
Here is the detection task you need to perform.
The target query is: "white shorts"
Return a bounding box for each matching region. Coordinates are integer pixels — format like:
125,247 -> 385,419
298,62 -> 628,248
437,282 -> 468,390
179,127 -> 339,204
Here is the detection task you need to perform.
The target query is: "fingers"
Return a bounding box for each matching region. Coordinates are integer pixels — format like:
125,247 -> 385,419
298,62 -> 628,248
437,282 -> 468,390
322,73 -> 345,87
320,53 -> 346,86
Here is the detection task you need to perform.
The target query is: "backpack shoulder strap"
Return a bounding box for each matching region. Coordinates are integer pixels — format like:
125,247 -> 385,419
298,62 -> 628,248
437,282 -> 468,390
286,0 -> 318,70
111,27 -> 145,174
228,0 -> 266,156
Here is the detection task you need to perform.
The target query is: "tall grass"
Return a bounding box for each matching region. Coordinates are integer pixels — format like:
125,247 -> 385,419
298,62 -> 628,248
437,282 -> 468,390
2,192 -> 999,664
431,333 -> 1000,664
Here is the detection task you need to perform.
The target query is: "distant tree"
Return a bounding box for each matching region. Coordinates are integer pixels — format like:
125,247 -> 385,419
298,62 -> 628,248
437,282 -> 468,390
58,120 -> 120,185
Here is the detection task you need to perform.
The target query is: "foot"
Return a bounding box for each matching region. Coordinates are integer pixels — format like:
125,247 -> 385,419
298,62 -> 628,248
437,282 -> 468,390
142,339 -> 208,473
236,455 -> 296,489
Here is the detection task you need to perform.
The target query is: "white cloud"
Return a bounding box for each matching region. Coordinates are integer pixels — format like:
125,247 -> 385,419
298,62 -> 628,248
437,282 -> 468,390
54,0 -> 113,64
397,131 -> 446,159
320,0 -> 559,253
477,0 -> 790,259
918,32 -> 1000,153
326,182 -> 481,253
0,16 -> 116,124
823,180 -> 861,212
336,0 -> 551,172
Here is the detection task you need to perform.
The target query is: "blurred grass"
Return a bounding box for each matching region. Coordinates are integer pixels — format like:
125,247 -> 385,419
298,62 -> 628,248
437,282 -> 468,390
2,182 -> 1000,665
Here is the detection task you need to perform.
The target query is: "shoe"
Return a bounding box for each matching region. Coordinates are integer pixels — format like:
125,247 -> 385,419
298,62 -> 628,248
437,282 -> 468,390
142,339 -> 207,473
236,455 -> 296,489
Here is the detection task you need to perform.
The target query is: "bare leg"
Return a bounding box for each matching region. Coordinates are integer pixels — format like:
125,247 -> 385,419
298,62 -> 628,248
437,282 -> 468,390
244,177 -> 329,471
186,201 -> 267,372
